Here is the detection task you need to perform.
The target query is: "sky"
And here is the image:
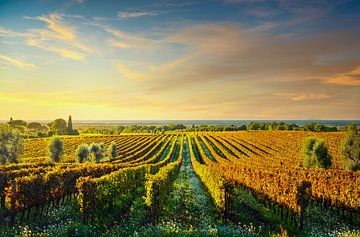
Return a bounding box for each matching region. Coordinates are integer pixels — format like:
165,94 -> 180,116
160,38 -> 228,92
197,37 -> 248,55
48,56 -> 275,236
0,0 -> 359,120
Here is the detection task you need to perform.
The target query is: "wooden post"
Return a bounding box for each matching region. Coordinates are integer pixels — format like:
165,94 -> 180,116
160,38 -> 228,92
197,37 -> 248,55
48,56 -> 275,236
10,181 -> 16,226
297,181 -> 311,230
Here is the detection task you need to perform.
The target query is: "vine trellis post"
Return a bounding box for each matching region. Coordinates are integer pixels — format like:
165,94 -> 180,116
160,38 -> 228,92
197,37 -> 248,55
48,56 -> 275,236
297,181 -> 312,230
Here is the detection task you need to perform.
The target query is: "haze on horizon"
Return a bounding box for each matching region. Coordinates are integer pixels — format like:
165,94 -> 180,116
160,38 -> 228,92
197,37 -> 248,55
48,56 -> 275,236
0,0 -> 359,120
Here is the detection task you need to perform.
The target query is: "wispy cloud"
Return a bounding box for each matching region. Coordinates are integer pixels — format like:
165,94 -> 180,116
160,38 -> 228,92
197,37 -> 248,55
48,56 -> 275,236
117,11 -> 157,19
27,38 -> 85,61
274,92 -> 330,101
109,40 -> 132,48
111,23 -> 360,97
105,27 -> 158,48
325,66 -> 360,86
116,63 -> 146,80
0,54 -> 37,70
25,13 -> 93,60
0,27 -> 30,37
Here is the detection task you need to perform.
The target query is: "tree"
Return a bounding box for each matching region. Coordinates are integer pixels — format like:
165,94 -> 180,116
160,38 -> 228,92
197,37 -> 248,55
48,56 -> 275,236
345,123 -> 358,134
0,124 -> 24,164
89,143 -> 104,163
314,123 -> 326,132
303,123 -> 315,131
48,137 -> 63,162
68,115 -> 74,135
302,137 -> 332,169
8,119 -> 27,128
340,134 -> 360,171
238,124 -> 247,130
48,118 -> 67,135
75,144 -> 89,163
27,122 -> 42,131
117,126 -> 125,134
107,142 -> 118,161
247,122 -> 260,130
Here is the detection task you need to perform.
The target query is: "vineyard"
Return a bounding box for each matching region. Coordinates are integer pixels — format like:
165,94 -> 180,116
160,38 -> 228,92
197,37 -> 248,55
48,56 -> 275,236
0,131 -> 359,236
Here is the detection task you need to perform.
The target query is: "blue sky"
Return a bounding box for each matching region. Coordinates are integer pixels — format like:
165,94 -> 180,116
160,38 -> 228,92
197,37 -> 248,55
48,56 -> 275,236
0,0 -> 359,120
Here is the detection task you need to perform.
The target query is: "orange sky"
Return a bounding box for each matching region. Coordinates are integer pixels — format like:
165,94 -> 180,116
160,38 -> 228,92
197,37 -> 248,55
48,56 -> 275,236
0,0 -> 359,120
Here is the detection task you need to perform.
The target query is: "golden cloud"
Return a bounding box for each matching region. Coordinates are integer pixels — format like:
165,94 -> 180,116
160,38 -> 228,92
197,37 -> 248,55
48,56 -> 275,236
273,92 -> 330,101
326,66 -> 360,86
25,13 -> 94,60
0,54 -> 37,70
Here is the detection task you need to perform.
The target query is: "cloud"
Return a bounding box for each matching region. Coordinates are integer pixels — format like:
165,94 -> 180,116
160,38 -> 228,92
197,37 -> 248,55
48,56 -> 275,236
111,23 -> 360,99
325,66 -> 360,86
105,27 -> 158,49
274,92 -> 331,101
0,54 -> 37,70
116,63 -> 146,80
27,38 -> 85,61
25,13 -> 93,60
0,27 -> 30,37
109,40 -> 132,48
117,11 -> 157,19
74,0 -> 85,4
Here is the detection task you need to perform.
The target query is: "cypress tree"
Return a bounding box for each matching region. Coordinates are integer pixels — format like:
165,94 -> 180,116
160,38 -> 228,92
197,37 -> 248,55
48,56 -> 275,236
68,115 -> 73,135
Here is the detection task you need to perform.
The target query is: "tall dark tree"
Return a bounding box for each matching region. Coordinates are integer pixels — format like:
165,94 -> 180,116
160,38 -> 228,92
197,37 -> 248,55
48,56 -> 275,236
68,115 -> 74,135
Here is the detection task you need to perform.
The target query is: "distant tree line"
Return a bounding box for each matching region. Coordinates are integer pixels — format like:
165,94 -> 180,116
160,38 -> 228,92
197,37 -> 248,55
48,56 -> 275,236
185,122 -> 357,132
6,115 -> 79,138
79,124 -> 187,135
78,121 -> 357,135
5,117 -> 357,137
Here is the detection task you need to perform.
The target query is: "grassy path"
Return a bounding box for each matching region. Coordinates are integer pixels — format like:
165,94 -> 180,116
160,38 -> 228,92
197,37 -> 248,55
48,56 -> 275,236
158,138 -> 220,229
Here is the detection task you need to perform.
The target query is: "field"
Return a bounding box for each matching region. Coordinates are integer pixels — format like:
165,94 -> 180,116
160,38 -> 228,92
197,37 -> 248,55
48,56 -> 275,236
0,131 -> 359,237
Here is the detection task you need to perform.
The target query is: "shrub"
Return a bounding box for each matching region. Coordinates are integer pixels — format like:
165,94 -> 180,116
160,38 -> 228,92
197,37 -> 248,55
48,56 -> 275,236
48,137 -> 63,162
302,137 -> 332,169
75,144 -> 90,163
345,123 -> 358,134
340,134 -> 360,171
107,142 -> 118,161
89,143 -> 104,163
0,124 -> 24,164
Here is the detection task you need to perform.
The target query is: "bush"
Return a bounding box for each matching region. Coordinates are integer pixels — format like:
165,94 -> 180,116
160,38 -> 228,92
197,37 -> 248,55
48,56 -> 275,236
75,144 -> 90,163
340,134 -> 360,171
0,124 -> 24,164
107,141 -> 118,161
345,123 -> 358,134
48,137 -> 63,162
89,142 -> 104,163
302,137 -> 332,169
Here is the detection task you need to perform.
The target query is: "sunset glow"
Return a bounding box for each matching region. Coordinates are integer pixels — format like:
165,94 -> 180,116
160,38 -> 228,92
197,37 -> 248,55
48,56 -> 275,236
1,0 -> 359,120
